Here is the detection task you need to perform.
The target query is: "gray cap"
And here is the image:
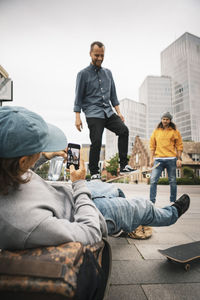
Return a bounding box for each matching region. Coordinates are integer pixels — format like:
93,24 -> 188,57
0,106 -> 68,158
161,112 -> 173,120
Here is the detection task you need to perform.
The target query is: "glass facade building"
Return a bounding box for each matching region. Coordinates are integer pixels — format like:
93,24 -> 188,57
105,98 -> 146,160
161,32 -> 200,141
139,76 -> 172,139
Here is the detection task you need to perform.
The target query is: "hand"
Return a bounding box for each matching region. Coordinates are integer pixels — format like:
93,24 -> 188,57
176,159 -> 182,168
43,148 -> 68,162
75,118 -> 83,132
150,159 -> 154,168
118,113 -> 124,122
70,159 -> 86,182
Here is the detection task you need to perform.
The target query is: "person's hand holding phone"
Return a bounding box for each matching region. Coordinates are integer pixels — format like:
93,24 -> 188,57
70,158 -> 86,182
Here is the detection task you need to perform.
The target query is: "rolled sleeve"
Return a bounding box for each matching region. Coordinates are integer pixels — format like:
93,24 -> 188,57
109,71 -> 119,107
74,72 -> 86,112
175,131 -> 183,151
150,131 -> 156,151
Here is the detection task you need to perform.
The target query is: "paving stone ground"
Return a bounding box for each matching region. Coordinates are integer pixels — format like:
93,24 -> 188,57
104,184 -> 200,300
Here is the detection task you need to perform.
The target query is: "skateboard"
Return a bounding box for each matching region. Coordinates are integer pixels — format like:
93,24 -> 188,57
158,241 -> 200,271
106,162 -> 160,183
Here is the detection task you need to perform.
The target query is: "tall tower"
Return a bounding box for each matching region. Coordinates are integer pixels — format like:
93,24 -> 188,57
139,76 -> 172,139
105,98 -> 146,160
161,32 -> 200,141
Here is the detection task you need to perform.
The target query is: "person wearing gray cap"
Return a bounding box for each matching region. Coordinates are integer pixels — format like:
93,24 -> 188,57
0,106 -> 190,250
0,106 -> 107,250
149,112 -> 183,204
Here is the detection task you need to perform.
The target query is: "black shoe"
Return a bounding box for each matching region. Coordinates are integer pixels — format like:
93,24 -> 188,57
172,194 -> 190,217
120,165 -> 137,174
91,174 -> 101,180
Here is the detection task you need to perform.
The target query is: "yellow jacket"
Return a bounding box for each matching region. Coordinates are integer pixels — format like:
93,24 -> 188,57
150,127 -> 183,158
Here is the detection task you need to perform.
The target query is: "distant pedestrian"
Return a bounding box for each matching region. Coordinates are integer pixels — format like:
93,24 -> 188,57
149,112 -> 183,203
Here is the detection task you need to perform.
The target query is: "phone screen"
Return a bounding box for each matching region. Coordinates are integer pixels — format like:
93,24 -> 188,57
67,143 -> 80,170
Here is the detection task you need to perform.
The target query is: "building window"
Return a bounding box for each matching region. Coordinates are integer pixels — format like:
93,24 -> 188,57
162,170 -> 166,178
191,154 -> 200,162
176,169 -> 181,178
136,153 -> 139,163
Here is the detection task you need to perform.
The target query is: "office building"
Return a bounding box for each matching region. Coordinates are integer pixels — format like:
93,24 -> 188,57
161,32 -> 200,141
139,76 -> 172,139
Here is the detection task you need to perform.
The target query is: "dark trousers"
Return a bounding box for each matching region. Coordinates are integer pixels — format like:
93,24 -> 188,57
86,114 -> 129,175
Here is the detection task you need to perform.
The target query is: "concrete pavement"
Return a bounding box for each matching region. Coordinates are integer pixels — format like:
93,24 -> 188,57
104,184 -> 200,300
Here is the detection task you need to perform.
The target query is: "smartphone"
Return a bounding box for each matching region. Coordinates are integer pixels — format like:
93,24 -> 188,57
66,143 -> 81,170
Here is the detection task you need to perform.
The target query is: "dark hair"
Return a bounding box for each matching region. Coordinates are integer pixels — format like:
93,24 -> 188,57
0,157 -> 31,195
157,121 -> 176,130
90,41 -> 104,52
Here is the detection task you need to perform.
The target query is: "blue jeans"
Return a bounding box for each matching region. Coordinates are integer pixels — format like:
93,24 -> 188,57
150,158 -> 177,204
86,181 -> 178,235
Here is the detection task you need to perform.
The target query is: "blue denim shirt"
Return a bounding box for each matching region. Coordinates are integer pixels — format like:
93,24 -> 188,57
74,64 -> 119,118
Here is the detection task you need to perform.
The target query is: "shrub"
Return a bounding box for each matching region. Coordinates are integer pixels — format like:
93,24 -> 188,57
157,178 -> 169,185
106,154 -> 119,176
182,166 -> 195,178
86,174 -> 91,181
177,177 -> 200,185
155,177 -> 200,185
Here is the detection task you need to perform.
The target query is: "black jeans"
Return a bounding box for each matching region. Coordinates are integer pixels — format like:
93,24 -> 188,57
86,114 -> 129,175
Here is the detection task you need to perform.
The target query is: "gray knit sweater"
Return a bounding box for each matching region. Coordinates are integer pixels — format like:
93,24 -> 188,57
0,171 -> 107,250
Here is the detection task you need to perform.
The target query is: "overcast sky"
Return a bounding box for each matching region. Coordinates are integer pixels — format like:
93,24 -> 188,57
1,0 -> 200,144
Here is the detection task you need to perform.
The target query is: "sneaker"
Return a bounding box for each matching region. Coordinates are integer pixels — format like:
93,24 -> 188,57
143,226 -> 153,238
128,226 -> 152,240
91,174 -> 101,180
128,226 -> 145,239
120,165 -> 136,174
172,194 -> 190,217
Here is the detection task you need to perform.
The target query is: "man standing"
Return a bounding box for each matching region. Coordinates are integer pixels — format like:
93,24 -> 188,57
149,112 -> 183,203
74,41 -> 134,179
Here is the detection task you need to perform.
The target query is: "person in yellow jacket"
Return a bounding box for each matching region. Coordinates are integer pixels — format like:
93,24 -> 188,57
149,112 -> 183,204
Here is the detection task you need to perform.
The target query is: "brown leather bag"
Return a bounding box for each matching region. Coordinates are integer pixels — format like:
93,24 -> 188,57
0,240 -> 111,300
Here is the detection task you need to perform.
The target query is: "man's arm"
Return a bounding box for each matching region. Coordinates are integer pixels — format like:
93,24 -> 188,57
114,105 -> 124,122
25,181 -> 103,247
150,150 -> 155,167
32,150 -> 67,171
149,131 -> 156,167
176,150 -> 182,168
26,160 -> 106,247
176,130 -> 183,168
75,112 -> 83,132
74,72 -> 86,132
108,70 -> 123,120
109,70 -> 119,106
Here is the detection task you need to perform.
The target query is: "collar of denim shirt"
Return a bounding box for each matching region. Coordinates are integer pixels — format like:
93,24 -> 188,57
89,63 -> 102,72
